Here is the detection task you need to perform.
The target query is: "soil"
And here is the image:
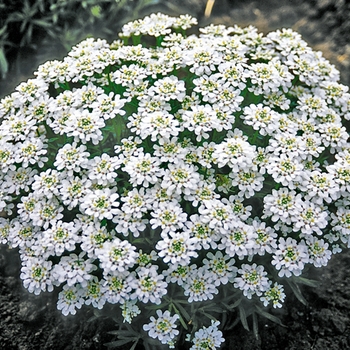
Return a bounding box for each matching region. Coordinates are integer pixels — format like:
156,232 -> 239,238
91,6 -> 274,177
1,0 -> 350,349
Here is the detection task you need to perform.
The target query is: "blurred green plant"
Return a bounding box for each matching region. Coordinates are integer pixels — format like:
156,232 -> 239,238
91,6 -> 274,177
0,0 -> 163,84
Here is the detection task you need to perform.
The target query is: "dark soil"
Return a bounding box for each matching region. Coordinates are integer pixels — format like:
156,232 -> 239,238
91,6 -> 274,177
1,1 -> 350,349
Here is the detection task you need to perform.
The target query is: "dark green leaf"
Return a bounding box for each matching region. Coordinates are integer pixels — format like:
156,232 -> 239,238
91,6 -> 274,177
0,47 -> 8,79
287,280 -> 308,306
238,304 -> 250,331
252,312 -> 259,340
104,338 -> 136,347
293,276 -> 319,288
254,305 -> 286,327
174,301 -> 191,321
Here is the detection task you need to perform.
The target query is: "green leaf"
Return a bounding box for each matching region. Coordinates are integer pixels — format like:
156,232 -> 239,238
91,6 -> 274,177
32,19 -> 53,28
227,296 -> 242,310
252,312 -> 259,340
174,301 -> 191,321
238,304 -> 250,331
172,303 -> 188,330
293,276 -> 319,288
104,337 -> 136,347
201,311 -> 218,321
0,47 -> 8,79
107,329 -> 137,337
129,342 -> 139,350
287,280 -> 308,306
254,305 -> 286,327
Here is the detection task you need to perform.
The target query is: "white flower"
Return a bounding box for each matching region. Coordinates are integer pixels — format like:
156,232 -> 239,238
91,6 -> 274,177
163,263 -> 194,286
184,179 -> 219,207
188,320 -> 225,350
156,230 -> 198,265
121,300 -> 141,324
80,188 -> 119,220
247,61 -> 284,95
161,162 -> 201,196
331,206 -> 350,236
54,143 -> 90,176
242,104 -> 280,135
15,135 -> 48,168
96,238 -> 138,274
198,198 -> 235,234
30,196 -> 64,229
102,271 -> 136,304
218,221 -> 256,258
0,217 -> 11,244
0,141 -> 17,172
248,219 -> 278,256
87,153 -> 121,185
202,251 -> 237,286
271,237 -> 309,277
260,282 -> 286,308
183,266 -> 218,302
31,168 -> 61,199
82,276 -> 106,309
143,310 -> 180,345
90,92 -> 126,120
57,283 -> 85,316
265,154 -> 304,189
132,265 -> 167,304
230,167 -> 264,198
51,252 -> 97,287
59,175 -> 92,209
2,167 -> 38,195
6,220 -> 40,249
150,201 -> 187,233
305,236 -> 332,267
263,187 -> 303,225
122,151 -> 163,187
42,220 -> 80,256
120,187 -> 152,217
292,201 -> 329,235
148,75 -> 186,101
112,64 -> 147,86
65,109 -> 105,145
112,210 -> 148,237
181,104 -> 218,141
3,12 -> 350,340
303,170 -> 339,204
138,111 -> 180,141
20,257 -> 54,295
213,131 -> 257,171
183,46 -> 222,76
184,214 -> 219,250
234,263 -> 270,299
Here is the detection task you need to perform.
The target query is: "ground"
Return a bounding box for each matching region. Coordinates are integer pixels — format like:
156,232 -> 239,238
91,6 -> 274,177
1,0 -> 350,349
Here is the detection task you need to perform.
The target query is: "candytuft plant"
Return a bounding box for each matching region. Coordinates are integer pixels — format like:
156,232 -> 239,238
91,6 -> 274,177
1,12 -> 350,349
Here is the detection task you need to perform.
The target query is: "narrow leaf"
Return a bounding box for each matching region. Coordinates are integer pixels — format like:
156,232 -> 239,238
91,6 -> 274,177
104,337 -> 135,347
173,301 -> 191,321
129,341 -> 139,350
0,48 -> 8,79
293,276 -> 319,288
238,304 -> 250,331
255,306 -> 286,327
252,312 -> 259,340
287,280 -> 308,306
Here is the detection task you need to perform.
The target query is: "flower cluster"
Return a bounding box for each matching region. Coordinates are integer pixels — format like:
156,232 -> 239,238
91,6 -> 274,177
1,12 -> 350,349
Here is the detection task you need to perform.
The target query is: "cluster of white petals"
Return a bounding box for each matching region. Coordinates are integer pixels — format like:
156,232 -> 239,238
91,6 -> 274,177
1,12 -> 350,349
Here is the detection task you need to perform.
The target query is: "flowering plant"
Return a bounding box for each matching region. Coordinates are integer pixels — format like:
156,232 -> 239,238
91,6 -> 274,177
1,12 -> 350,349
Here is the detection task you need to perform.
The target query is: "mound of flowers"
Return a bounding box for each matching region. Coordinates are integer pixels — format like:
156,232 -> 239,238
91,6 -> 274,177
0,12 -> 350,349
